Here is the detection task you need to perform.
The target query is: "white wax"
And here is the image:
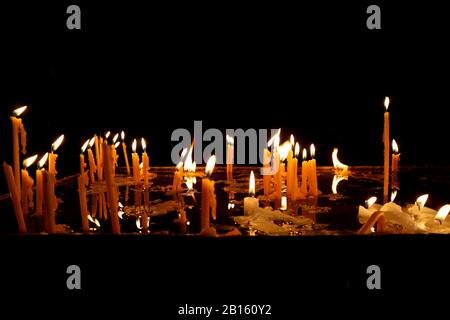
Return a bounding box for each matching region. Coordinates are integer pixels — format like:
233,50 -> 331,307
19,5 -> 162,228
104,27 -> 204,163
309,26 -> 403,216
244,196 -> 259,215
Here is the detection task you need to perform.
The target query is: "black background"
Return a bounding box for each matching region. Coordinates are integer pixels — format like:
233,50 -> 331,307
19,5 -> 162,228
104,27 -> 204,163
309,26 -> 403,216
1,1 -> 449,315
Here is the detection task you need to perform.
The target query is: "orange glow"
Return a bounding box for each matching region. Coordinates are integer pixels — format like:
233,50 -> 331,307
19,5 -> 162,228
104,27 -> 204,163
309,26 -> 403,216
278,140 -> 291,161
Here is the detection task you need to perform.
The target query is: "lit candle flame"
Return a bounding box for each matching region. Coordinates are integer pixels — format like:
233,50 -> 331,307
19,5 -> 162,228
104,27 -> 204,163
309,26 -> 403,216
416,194 -> 429,210
132,139 -> 137,153
114,142 -> 120,149
89,136 -> 96,148
23,154 -> 38,168
290,134 -> 294,147
302,148 -> 307,160
249,170 -> 255,197
294,142 -> 300,157
118,202 -> 124,208
392,139 -> 399,153
310,144 -> 315,158
176,161 -> 183,170
384,96 -> 390,111
332,148 -> 348,170
332,175 -> 345,195
366,196 -> 377,208
52,134 -> 64,152
183,145 -> 194,171
278,140 -> 291,161
121,131 -> 125,141
38,152 -> 49,169
205,155 -> 216,178
180,148 -> 188,161
267,128 -> 281,148
141,138 -> 146,152
118,210 -> 124,219
435,204 -> 450,223
226,134 -> 234,145
13,106 -> 27,117
81,140 -> 89,153
113,133 -> 119,144
391,190 -> 398,202
105,131 -> 111,139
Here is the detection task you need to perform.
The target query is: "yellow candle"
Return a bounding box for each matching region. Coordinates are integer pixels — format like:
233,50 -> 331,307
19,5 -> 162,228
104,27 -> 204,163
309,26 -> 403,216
286,148 -> 293,197
308,144 -> 319,197
121,131 -> 131,176
44,170 -> 57,233
226,134 -> 234,180
291,142 -> 300,200
141,138 -> 150,186
3,162 -> 27,233
21,155 -> 37,218
11,106 -> 28,201
383,97 -> 390,203
172,162 -> 183,194
131,139 -> 141,185
300,149 -> 308,195
274,150 -> 282,200
49,134 -> 64,175
103,141 -> 121,234
94,135 -> 101,179
391,139 -> 400,174
80,140 -> 89,174
98,137 -> 104,180
87,137 -> 96,183
201,155 -> 216,232
36,153 -> 48,217
263,149 -> 271,198
77,172 -> 90,233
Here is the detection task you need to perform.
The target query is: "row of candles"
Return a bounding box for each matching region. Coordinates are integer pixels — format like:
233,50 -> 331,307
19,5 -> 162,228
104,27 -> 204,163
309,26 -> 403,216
4,106 -> 64,233
3,97 -> 414,234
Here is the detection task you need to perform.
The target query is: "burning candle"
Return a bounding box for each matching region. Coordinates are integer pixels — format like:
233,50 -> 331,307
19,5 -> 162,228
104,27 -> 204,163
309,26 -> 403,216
94,135 -> 102,180
49,134 -> 64,175
391,139 -> 400,174
244,171 -> 259,215
131,139 -> 140,185
291,142 -> 300,199
201,155 -> 216,232
383,96 -> 390,203
80,140 -> 89,174
141,138 -> 150,186
103,140 -> 121,234
172,162 -> 183,194
226,134 -> 234,180
36,153 -> 48,217
21,155 -> 37,218
11,106 -> 28,200
263,148 -> 271,198
331,175 -> 345,195
112,133 -> 120,173
273,136 -> 282,200
308,144 -> 319,197
3,162 -> 26,233
300,148 -> 308,195
435,205 -> 450,224
121,131 -> 131,176
77,170 -> 90,233
87,136 -> 96,184
286,135 -> 294,197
